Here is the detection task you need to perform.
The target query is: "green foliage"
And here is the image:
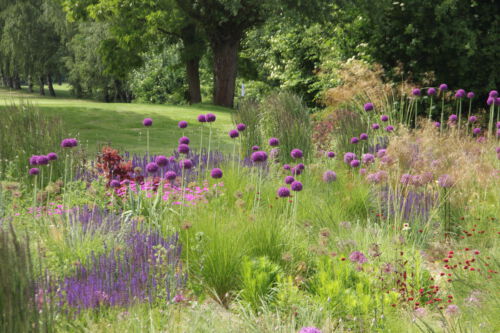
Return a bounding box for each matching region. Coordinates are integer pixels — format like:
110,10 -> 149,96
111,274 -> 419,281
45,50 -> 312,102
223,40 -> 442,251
233,98 -> 262,157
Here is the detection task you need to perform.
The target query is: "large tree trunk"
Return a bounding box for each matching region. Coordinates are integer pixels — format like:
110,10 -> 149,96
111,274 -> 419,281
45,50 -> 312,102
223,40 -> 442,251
186,57 -> 201,104
47,74 -> 56,97
13,73 -> 21,90
212,37 -> 239,108
39,76 -> 45,95
28,75 -> 34,93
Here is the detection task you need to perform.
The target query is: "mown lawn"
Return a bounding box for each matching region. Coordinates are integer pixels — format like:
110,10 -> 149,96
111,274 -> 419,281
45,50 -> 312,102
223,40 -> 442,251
0,85 -> 234,154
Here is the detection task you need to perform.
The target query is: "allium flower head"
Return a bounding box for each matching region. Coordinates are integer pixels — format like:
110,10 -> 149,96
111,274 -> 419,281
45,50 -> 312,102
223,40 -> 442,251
467,92 -> 475,99
291,181 -> 303,191
29,155 -> 39,165
454,89 -> 466,98
472,127 -> 481,135
251,151 -> 268,163
210,168 -> 223,179
297,163 -> 305,170
446,305 -> 459,316
61,138 -> 78,148
178,136 -> 190,145
350,159 -> 360,168
277,187 -> 290,198
385,125 -> 394,132
179,159 -> 193,169
496,97 -> 500,106
290,166 -> 302,176
327,151 -> 335,158
178,144 -> 190,154
109,180 -> 120,188
252,145 -> 260,151
497,122 -> 500,129
366,170 -> 387,184
322,170 -> 337,183
360,133 -> 368,140
362,153 -> 375,164
372,123 -> 380,130
37,155 -> 49,165
489,90 -> 498,98
165,171 -> 177,180
400,173 -> 412,185
197,114 -> 206,122
29,168 -> 39,176
143,118 -> 153,126
376,149 -> 386,158
205,113 -> 216,122
364,103 -> 374,111
359,168 -> 367,175
290,149 -> 303,159
236,123 -> 246,131
178,121 -> 188,129
283,164 -> 291,170
47,152 -> 58,161
146,162 -> 159,173
343,152 -> 356,164
434,121 -> 441,128
468,115 -> 477,123
173,294 -> 187,303
427,87 -> 436,96
270,148 -> 279,160
351,137 -> 359,144
285,176 -> 295,184
449,114 -> 458,122
299,327 -> 322,333
268,137 -> 280,146
438,174 -> 454,188
229,129 -> 239,138
412,88 -> 421,96
486,97 -> 494,105
155,155 -> 168,167
349,251 -> 367,264
439,83 -> 448,91
381,115 -> 389,122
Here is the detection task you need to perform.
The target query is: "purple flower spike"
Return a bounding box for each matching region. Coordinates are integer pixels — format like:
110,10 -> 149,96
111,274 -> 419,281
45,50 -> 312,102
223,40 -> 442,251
29,168 -> 39,176
177,144 -> 190,154
322,170 -> 336,183
277,187 -> 290,198
291,181 -> 303,192
178,121 -> 188,129
381,115 -> 389,122
197,114 -> 206,123
372,123 -> 380,130
349,251 -> 368,264
178,136 -> 190,145
155,155 -> 168,167
427,88 -> 436,96
143,118 -> 153,127
351,137 -> 359,144
236,123 -> 246,131
205,113 -> 216,122
165,171 -> 177,180
47,152 -> 58,161
360,133 -> 368,140
229,129 -> 239,138
146,162 -> 159,173
290,149 -> 303,159
210,168 -> 223,179
179,159 -> 193,170
268,137 -> 280,146
364,103 -> 374,111
439,83 -> 448,91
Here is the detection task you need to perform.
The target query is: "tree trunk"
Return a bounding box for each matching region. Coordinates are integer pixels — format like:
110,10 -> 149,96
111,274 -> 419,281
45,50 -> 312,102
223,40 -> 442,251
8,76 -> 14,88
212,37 -> 239,108
39,76 -> 45,95
28,75 -> 34,93
186,57 -> 202,104
13,73 -> 21,90
47,74 -> 56,97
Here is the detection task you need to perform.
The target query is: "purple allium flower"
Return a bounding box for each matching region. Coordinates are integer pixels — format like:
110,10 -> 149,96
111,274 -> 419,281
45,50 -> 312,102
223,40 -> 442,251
290,149 -> 303,159
268,137 -> 279,146
359,168 -> 367,175
454,89 -> 466,98
155,155 -> 168,167
434,121 -> 441,128
351,137 -> 359,144
168,156 -> 176,162
299,327 -> 322,333
109,180 -> 120,188
360,133 -> 368,140
438,174 -> 454,188
205,113 -> 216,122
283,164 -> 291,170
270,148 -> 279,160
327,151 -> 335,158
467,92 -> 475,99
446,305 -> 459,316
472,127 -> 481,135
343,152 -> 356,164
285,176 -> 295,184
486,97 -> 494,106
290,167 -> 302,176
29,155 -> 39,165
362,153 -> 375,164
366,170 -> 387,184
291,181 -> 303,192
427,87 -> 436,96
252,145 -> 260,151
489,90 -> 498,98
372,123 -> 380,130
297,163 -> 305,170
412,88 -> 421,96
251,151 -> 268,163
497,122 -> 500,129
178,136 -> 190,145
496,98 -> 500,106
29,168 -> 39,176
449,114 -> 458,122
173,294 -> 186,303
400,173 -> 412,185
61,138 -> 78,148
165,171 -> 177,180
197,114 -> 206,123
350,159 -> 360,168
468,115 -> 477,123
496,147 -> 500,154
364,103 -> 374,111
376,149 -> 386,158
146,162 -> 159,173
179,159 -> 193,169
322,170 -> 337,183
37,155 -> 49,165
143,118 -> 153,126
177,144 -> 190,154
178,121 -> 188,129
229,129 -> 239,138
381,115 -> 389,122
385,125 -> 394,132
236,123 -> 246,131
439,83 -> 448,91
277,187 -> 290,198
210,168 -> 223,179
47,152 -> 58,161
349,251 -> 368,264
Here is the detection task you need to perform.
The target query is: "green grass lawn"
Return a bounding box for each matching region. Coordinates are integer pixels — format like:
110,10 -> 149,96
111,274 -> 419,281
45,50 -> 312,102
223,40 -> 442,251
0,85 -> 235,155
